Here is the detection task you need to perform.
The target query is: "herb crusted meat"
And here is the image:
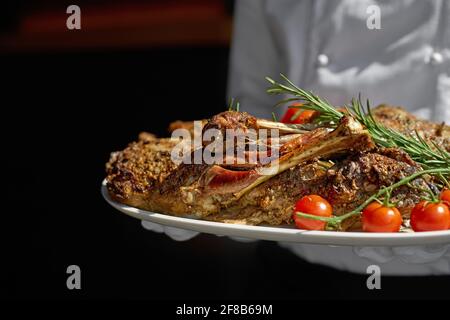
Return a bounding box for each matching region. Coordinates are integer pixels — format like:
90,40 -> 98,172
106,106 -> 440,229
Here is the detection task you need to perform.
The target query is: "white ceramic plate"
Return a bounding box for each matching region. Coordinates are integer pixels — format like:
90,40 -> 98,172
101,180 -> 450,247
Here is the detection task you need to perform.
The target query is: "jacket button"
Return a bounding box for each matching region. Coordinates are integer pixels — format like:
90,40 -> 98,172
317,54 -> 329,67
428,51 -> 444,65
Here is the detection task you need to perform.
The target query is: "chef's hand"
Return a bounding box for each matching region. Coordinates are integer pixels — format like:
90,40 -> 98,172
140,221 -> 450,274
141,221 -> 199,241
353,244 -> 450,264
140,221 -> 257,243
279,242 -> 450,275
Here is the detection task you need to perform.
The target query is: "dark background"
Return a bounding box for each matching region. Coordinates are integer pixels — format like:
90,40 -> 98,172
2,0 -> 450,301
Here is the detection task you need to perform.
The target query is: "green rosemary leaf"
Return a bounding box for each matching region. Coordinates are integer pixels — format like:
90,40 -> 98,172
271,112 -> 278,122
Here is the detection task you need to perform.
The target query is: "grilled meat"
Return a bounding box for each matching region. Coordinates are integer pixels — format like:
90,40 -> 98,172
106,133 -> 180,208
170,111 -> 309,137
106,106 -> 440,229
108,116 -> 374,218
372,105 -> 450,151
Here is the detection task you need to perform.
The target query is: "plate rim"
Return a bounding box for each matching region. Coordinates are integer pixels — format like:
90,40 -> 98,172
101,180 -> 450,247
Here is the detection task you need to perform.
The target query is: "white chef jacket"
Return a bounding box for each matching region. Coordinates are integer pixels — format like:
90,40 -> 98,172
228,0 -> 450,123
225,0 -> 450,275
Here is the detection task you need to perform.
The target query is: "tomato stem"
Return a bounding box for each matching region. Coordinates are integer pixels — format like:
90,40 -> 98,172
382,188 -> 392,207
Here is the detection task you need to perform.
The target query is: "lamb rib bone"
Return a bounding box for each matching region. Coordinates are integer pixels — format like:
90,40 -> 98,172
202,116 -> 375,201
200,111 -> 311,137
256,118 -> 312,134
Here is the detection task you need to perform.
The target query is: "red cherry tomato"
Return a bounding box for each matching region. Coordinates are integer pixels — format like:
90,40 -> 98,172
440,189 -> 450,205
441,190 -> 450,229
293,195 -> 332,230
362,202 -> 403,232
410,201 -> 450,232
362,201 -> 383,215
281,104 -> 317,124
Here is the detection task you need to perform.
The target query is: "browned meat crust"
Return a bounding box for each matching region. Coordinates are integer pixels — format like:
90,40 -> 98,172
372,105 -> 450,151
206,149 -> 428,228
105,106 -> 439,229
168,120 -> 207,136
145,116 -> 375,218
105,134 -> 180,208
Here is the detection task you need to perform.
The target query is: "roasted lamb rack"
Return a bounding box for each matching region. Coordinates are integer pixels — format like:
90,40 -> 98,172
106,105 -> 443,230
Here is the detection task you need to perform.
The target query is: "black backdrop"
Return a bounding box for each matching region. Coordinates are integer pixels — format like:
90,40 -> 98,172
3,47 -> 450,301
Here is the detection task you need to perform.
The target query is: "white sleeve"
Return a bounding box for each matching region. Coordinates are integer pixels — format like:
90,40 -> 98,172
226,0 -> 284,119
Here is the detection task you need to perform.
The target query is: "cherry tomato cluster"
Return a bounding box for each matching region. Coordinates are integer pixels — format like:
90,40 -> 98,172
293,190 -> 450,232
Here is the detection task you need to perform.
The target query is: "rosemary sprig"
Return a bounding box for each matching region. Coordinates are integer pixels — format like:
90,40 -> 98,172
228,98 -> 240,112
296,167 -> 450,230
271,112 -> 278,122
266,74 -> 450,170
266,74 -> 343,125
348,97 -> 450,169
